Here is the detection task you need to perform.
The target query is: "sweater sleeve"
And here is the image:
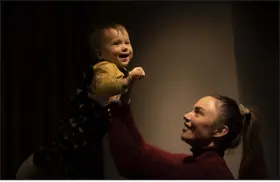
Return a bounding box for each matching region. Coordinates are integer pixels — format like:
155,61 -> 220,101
92,61 -> 126,96
107,102 -> 188,179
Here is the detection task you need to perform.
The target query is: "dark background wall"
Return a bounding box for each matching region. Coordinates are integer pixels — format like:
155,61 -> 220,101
232,2 -> 279,178
1,1 -> 278,179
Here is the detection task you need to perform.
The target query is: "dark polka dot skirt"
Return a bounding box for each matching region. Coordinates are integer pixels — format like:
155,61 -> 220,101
33,65 -> 116,179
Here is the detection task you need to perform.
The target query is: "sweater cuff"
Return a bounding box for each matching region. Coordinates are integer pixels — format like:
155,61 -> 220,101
106,101 -> 131,121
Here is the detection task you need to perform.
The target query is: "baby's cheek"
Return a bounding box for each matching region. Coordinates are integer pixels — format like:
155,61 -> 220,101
113,49 -> 119,55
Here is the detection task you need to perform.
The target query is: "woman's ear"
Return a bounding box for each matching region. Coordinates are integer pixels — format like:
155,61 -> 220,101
212,125 -> 229,138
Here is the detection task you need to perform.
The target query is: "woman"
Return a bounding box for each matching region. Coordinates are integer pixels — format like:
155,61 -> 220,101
106,93 -> 267,179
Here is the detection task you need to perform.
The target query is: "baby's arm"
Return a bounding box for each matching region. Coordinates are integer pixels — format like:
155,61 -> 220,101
92,62 -> 143,96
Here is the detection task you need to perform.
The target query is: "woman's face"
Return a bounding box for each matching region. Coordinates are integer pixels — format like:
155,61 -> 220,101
181,96 -> 221,147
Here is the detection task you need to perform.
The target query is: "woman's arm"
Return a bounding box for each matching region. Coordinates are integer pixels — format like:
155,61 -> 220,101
107,102 -> 187,179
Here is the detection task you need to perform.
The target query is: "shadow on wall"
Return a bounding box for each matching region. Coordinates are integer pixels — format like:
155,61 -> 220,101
232,2 -> 279,179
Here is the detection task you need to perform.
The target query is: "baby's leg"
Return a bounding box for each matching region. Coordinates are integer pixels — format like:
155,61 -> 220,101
16,154 -> 62,179
16,154 -> 43,179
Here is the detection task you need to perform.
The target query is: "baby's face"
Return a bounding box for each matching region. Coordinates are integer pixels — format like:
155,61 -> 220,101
98,28 -> 133,68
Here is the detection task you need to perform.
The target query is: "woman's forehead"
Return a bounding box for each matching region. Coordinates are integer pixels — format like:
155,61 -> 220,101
195,96 -> 219,113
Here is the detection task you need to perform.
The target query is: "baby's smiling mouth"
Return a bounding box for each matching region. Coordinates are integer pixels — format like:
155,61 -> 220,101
119,53 -> 130,58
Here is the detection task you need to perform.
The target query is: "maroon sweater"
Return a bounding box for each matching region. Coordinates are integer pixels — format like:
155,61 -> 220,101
107,102 -> 235,179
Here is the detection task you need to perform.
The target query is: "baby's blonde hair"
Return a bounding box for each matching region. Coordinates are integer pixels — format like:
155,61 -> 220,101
88,23 -> 128,60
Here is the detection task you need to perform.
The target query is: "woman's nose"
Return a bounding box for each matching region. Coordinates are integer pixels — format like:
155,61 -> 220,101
183,113 -> 192,122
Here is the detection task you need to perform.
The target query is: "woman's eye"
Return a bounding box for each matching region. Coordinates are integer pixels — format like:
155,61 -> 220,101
194,108 -> 203,116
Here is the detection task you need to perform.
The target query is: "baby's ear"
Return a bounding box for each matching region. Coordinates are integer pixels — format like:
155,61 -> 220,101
96,49 -> 102,60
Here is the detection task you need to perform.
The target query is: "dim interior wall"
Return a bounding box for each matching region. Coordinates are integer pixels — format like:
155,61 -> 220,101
100,2 -> 241,179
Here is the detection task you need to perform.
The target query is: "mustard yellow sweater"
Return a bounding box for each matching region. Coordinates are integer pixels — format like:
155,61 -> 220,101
88,61 -> 128,106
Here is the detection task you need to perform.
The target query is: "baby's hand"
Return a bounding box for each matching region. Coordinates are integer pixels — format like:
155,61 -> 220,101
121,67 -> 145,105
129,67 -> 146,80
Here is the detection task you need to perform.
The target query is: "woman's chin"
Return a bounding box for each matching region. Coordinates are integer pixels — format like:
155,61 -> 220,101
181,134 -> 191,143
